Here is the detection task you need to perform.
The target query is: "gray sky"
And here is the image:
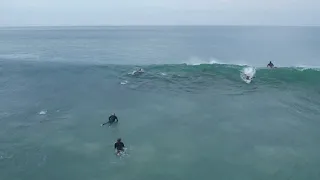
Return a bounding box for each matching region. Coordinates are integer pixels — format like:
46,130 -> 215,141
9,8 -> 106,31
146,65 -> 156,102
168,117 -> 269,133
1,0 -> 320,26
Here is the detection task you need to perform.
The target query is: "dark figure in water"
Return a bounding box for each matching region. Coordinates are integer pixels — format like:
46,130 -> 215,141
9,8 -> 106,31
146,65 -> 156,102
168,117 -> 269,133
245,75 -> 255,80
133,68 -> 144,76
267,61 -> 274,68
114,138 -> 125,154
101,113 -> 118,126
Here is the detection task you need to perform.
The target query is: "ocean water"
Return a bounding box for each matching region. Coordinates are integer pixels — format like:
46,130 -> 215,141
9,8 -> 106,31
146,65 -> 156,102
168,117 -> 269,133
0,26 -> 320,180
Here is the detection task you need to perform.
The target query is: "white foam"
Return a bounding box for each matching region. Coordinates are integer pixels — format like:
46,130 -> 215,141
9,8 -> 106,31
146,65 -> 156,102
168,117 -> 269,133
184,57 -> 248,66
294,65 -> 320,71
115,148 -> 129,158
120,80 -> 128,85
0,151 -> 13,160
39,110 -> 47,115
240,67 -> 256,84
184,57 -> 215,65
129,68 -> 145,76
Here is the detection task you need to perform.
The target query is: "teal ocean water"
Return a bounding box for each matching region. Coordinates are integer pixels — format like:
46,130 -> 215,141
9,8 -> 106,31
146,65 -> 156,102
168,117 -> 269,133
1,26 -> 320,180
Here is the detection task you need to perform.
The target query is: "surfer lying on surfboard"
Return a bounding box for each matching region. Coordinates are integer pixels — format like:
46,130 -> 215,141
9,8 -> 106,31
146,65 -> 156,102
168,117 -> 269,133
114,138 -> 125,155
101,113 -> 118,126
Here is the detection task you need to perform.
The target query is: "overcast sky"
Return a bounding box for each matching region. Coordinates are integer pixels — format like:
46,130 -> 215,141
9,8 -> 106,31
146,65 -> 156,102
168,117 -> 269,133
1,0 -> 320,26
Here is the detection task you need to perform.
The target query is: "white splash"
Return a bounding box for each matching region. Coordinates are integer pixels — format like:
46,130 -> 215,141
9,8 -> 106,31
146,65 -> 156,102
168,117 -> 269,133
184,57 -> 214,65
129,68 -> 145,76
184,57 -> 248,66
240,67 -> 256,84
39,110 -> 47,115
120,80 -> 128,85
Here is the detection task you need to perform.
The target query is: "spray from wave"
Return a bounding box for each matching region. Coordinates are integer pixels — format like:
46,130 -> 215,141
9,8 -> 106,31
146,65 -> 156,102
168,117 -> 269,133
184,57 -> 217,65
184,57 -> 248,66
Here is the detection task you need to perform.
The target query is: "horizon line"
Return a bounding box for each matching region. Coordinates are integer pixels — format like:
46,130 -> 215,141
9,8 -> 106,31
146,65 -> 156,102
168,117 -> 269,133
1,24 -> 320,28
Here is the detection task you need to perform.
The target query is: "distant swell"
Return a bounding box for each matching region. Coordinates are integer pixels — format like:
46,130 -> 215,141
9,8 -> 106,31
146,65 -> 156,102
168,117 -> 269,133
0,53 -> 40,60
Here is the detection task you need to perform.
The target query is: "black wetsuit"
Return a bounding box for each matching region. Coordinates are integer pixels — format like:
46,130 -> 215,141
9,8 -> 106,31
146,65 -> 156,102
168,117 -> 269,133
101,115 -> 118,126
114,141 -> 125,152
109,115 -> 118,123
267,63 -> 274,68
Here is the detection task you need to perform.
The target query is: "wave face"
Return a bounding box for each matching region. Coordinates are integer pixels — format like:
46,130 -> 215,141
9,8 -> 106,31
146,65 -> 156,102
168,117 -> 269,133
114,63 -> 320,92
1,60 -> 319,95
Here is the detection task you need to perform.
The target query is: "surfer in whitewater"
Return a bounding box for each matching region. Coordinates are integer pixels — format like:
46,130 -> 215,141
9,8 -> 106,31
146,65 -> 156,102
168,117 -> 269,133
101,113 -> 118,127
245,75 -> 255,80
114,138 -> 125,155
267,61 -> 274,68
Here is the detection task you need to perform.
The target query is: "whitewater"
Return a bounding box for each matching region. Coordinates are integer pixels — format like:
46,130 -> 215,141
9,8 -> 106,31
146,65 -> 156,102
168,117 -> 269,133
1,26 -> 320,180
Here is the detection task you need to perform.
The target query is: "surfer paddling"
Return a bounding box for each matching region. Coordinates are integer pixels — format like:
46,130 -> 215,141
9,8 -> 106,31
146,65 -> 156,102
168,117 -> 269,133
114,138 -> 125,155
101,113 -> 118,127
